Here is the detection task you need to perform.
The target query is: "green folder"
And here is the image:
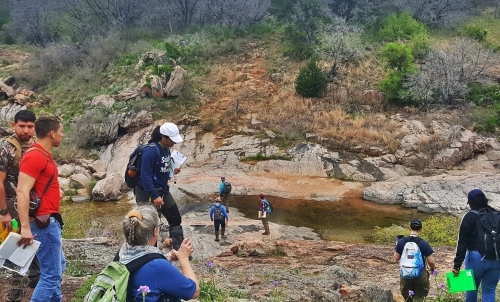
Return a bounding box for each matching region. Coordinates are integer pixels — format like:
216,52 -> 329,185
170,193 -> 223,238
446,269 -> 476,293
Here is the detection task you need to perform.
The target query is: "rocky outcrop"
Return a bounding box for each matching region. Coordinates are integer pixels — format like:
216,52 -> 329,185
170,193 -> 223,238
165,66 -> 187,96
362,173 -> 500,214
395,120 -> 494,169
91,172 -> 123,201
90,95 -> 115,108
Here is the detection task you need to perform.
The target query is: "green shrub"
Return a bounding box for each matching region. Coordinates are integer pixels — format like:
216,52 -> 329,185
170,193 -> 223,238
378,12 -> 428,42
381,42 -> 416,72
373,214 -> 461,246
420,214 -> 461,246
240,152 -> 292,162
152,64 -> 174,79
372,224 -> 407,245
408,32 -> 430,60
461,24 -> 488,42
245,22 -> 278,36
199,279 -> 229,302
380,71 -> 405,102
163,41 -> 183,60
379,42 -> 416,103
283,25 -> 314,60
466,82 -> 500,105
295,59 -> 326,97
469,106 -> 500,133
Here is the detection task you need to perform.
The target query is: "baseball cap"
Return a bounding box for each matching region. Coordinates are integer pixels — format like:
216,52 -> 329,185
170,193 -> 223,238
410,218 -> 422,230
259,193 -> 264,198
159,123 -> 183,143
467,189 -> 485,204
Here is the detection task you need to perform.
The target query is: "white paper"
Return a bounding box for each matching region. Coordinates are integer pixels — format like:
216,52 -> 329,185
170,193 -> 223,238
169,150 -> 187,177
0,232 -> 40,276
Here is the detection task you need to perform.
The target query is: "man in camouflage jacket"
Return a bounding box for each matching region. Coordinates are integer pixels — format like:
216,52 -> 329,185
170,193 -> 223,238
0,110 -> 40,302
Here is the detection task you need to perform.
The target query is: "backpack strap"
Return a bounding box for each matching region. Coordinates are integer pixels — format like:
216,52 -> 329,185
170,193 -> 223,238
112,252 -> 166,273
126,253 -> 166,273
5,136 -> 22,163
25,147 -> 56,199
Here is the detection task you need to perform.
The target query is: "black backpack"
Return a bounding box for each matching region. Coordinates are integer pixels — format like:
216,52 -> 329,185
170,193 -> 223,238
471,208 -> 500,260
124,143 -> 158,189
223,181 -> 232,194
213,204 -> 223,220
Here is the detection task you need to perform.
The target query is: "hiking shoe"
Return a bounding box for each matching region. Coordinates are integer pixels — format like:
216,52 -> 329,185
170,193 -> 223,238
262,232 -> 270,235
7,288 -> 23,302
215,238 -> 220,242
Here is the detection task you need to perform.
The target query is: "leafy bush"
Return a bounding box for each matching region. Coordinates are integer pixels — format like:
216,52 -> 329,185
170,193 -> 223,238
373,224 -> 407,245
378,12 -> 427,42
199,279 -> 229,302
283,25 -> 315,60
461,24 -> 488,42
380,71 -> 405,102
466,82 -> 500,105
379,43 -> 416,103
469,106 -> 500,133
408,32 -> 430,60
163,41 -> 184,60
420,215 -> 461,246
295,59 -> 326,97
240,152 -> 292,162
373,214 -> 461,246
381,42 -> 416,72
244,22 -> 278,36
152,64 -> 174,80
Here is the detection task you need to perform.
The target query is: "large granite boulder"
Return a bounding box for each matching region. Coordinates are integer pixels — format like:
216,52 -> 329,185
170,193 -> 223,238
92,173 -> 124,201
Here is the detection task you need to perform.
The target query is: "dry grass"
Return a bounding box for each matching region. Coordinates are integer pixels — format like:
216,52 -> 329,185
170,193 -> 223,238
314,108 -> 403,152
199,40 -> 400,152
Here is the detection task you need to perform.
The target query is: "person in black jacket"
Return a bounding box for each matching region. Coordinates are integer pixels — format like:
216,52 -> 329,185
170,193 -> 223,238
452,189 -> 500,302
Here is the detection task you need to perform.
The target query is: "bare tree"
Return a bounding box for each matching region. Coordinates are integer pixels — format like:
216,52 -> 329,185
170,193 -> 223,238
317,20 -> 365,80
7,0 -> 64,44
391,0 -> 472,27
62,0 -> 151,37
205,0 -> 270,29
405,38 -> 498,106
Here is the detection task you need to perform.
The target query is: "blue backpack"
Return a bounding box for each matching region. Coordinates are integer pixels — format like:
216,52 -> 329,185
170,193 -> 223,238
263,199 -> 273,214
399,237 -> 424,279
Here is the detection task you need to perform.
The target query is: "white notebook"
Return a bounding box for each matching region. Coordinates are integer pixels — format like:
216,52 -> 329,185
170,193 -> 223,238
169,150 -> 187,177
0,232 -> 40,272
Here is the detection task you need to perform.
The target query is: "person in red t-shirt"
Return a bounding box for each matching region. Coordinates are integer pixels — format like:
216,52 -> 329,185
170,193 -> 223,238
16,115 -> 65,302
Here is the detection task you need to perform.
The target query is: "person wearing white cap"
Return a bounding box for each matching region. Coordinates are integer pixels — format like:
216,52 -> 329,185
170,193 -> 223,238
134,122 -> 187,252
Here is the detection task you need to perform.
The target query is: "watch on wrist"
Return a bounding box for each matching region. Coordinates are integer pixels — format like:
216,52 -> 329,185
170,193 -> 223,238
0,208 -> 8,215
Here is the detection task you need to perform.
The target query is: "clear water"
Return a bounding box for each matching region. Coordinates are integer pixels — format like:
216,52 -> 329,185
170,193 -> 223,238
228,195 -> 431,243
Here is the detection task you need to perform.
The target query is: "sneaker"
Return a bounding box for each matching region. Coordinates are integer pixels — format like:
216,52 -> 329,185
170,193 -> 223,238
6,288 -> 23,302
262,232 -> 270,235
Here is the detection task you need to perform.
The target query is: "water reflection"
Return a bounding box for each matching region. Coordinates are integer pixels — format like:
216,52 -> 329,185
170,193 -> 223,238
229,195 -> 431,243
62,194 -> 431,243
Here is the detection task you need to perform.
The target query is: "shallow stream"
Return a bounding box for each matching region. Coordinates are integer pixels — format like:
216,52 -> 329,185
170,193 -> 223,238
62,195 -> 431,243
229,195 -> 431,243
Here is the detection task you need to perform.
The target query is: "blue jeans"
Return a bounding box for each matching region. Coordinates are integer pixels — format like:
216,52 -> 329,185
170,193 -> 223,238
465,250 -> 500,302
30,217 -> 66,302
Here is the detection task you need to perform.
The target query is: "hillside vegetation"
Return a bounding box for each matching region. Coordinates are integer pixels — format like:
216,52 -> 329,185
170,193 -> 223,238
0,0 -> 500,161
